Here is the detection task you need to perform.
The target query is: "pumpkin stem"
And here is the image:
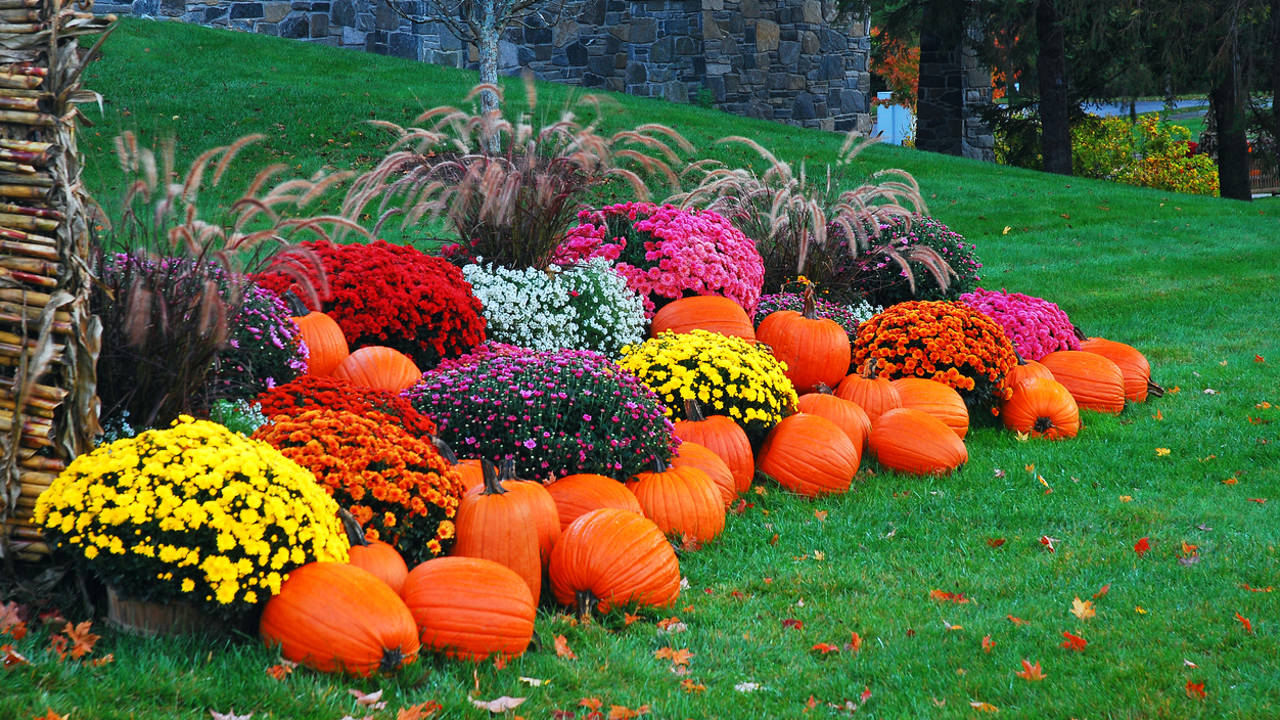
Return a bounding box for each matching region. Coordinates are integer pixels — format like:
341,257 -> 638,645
1033,416 -> 1055,434
650,457 -> 671,474
377,646 -> 408,674
683,398 -> 706,423
282,290 -> 310,316
814,382 -> 834,395
499,458 -> 521,483
574,590 -> 599,620
337,508 -> 371,547
430,435 -> 459,464
801,283 -> 818,320
1146,379 -> 1165,398
1072,325 -> 1088,341
479,459 -> 508,496
860,358 -> 880,378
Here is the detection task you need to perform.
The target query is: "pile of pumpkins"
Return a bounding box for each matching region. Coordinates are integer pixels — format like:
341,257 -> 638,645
265,293 -> 1160,675
293,310 -> 422,393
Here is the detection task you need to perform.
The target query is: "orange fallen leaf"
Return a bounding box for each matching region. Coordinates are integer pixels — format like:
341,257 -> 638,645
781,618 -> 804,630
1039,535 -> 1058,553
579,697 -> 603,710
1185,681 -> 1206,699
493,654 -> 507,670
1014,658 -> 1046,681
555,635 -> 578,660
981,635 -> 995,653
656,617 -> 687,633
1060,631 -> 1087,651
1241,584 -> 1274,593
396,701 -> 443,720
986,537 -> 1006,548
813,510 -> 828,521
1070,597 -> 1096,621
811,642 -> 839,654
30,709 -> 67,720
1223,477 -> 1238,485
680,678 -> 706,693
969,701 -> 1000,712
847,632 -> 863,653
653,647 -> 693,666
1007,614 -> 1029,626
1135,606 -> 1147,614
1155,448 -> 1171,457
1134,537 -> 1151,557
929,589 -> 969,604
265,662 -> 293,681
624,613 -> 641,626
1092,583 -> 1112,599
606,704 -> 649,719
62,620 -> 99,660
1255,354 -> 1265,363
1246,498 -> 1267,504
1234,612 -> 1253,634
87,653 -> 114,667
1153,409 -> 1163,420
2,643 -> 29,668
1119,495 -> 1133,502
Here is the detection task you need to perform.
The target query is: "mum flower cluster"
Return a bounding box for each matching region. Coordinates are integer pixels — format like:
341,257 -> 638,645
852,301 -> 1018,412
461,257 -> 646,356
619,329 -> 798,439
33,417 -> 349,614
754,291 -> 881,344
252,408 -> 465,564
217,282 -> 309,399
406,348 -> 675,480
959,288 -> 1080,361
256,240 -> 486,370
842,215 -> 982,307
253,375 -> 438,438
554,202 -> 765,316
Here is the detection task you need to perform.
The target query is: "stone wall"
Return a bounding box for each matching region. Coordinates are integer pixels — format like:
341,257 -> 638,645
98,0 -> 873,133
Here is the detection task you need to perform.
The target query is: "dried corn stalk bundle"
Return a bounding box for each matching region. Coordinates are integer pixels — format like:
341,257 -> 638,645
0,0 -> 112,562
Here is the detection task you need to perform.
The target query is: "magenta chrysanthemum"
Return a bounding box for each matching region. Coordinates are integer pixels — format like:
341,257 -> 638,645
554,202 -> 765,316
958,288 -> 1080,361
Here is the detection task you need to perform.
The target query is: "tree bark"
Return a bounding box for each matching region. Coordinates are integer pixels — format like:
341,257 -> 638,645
1270,0 -> 1279,151
478,5 -> 501,155
1036,0 -> 1072,175
1211,64 -> 1252,201
915,0 -> 965,155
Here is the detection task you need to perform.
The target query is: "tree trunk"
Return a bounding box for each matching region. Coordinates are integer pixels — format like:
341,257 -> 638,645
1271,0 -> 1279,151
915,0 -> 965,155
1036,0 -> 1072,175
1211,65 -> 1252,201
477,6 -> 502,155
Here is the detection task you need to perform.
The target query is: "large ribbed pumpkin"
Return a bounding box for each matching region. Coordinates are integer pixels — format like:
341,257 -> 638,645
462,460 -> 560,566
293,311 -> 349,376
755,288 -> 851,393
1079,337 -> 1163,402
650,295 -> 755,341
627,463 -> 725,544
1005,358 -> 1054,388
869,408 -> 968,476
670,441 -> 737,507
401,556 -> 536,662
796,386 -> 871,452
546,473 -> 643,532
452,460 -> 553,603
549,508 -> 681,616
1000,377 -> 1080,440
332,346 -> 421,393
890,378 -> 970,439
1039,350 -> 1126,414
672,399 -> 754,493
834,370 -> 902,425
260,562 -> 419,676
757,413 -> 860,497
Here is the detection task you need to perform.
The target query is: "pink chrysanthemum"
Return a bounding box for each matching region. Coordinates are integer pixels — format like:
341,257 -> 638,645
959,288 -> 1080,361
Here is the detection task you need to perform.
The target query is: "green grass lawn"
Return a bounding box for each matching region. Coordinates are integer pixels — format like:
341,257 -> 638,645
6,18 -> 1280,720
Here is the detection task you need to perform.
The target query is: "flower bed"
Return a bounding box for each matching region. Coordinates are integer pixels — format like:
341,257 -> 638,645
33,417 -> 350,614
959,288 -> 1080,361
253,375 -> 438,438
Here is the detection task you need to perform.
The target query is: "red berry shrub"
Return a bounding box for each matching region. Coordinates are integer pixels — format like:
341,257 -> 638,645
257,240 -> 486,369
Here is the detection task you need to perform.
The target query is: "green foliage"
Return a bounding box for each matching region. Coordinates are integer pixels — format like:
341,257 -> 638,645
1073,115 -> 1220,196
209,399 -> 270,436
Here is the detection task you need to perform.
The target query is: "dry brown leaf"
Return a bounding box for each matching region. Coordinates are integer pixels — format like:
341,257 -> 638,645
470,696 -> 526,713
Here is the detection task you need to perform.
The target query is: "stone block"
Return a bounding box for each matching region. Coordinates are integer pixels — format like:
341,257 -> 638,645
778,40 -> 800,66
553,19 -> 578,46
279,12 -> 309,36
740,0 -> 758,18
663,80 -> 689,103
499,40 -> 519,68
820,55 -> 844,80
439,28 -> 462,50
726,14 -> 743,33
329,0 -> 353,26
309,10 -> 328,34
702,11 -> 721,39
355,10 -> 373,31
609,22 -> 629,41
228,2 -> 262,19
518,45 -> 535,65
131,0 -> 159,16
373,0 -> 398,30
606,77 -> 624,92
755,19 -> 779,51
630,18 -> 656,43
262,1 -> 290,22
754,52 -> 770,70
787,73 -> 805,90
341,25 -> 365,45
583,71 -> 605,87
566,40 -> 588,66
525,26 -> 551,45
650,36 -> 675,63
676,36 -> 697,55
801,0 -> 822,23
819,27 -> 845,52
159,0 -> 183,16
387,30 -> 417,56
626,61 -> 646,84
257,21 -> 280,35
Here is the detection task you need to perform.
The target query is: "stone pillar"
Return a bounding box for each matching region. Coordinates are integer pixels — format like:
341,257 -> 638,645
961,23 -> 995,162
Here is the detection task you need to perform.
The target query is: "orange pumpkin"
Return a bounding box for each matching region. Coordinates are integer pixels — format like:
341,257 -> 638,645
340,511 -> 410,595
890,377 -> 969,438
1079,337 -> 1163,402
627,462 -> 725,545
796,385 -> 871,452
834,367 -> 902,425
1000,377 -> 1080,439
670,440 -> 737,507
332,346 -> 421,393
401,556 -> 535,662
1005,358 -> 1054,388
755,286 -> 851,393
549,508 -> 681,616
1039,350 -> 1126,414
869,408 -> 968,476
650,296 -> 755,340
672,399 -> 754,494
452,460 -> 554,603
293,311 -> 349,376
260,562 -> 419,676
546,473 -> 643,532
757,413 -> 860,497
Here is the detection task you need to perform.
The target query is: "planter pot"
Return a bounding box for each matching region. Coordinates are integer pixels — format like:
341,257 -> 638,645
105,586 -> 213,637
